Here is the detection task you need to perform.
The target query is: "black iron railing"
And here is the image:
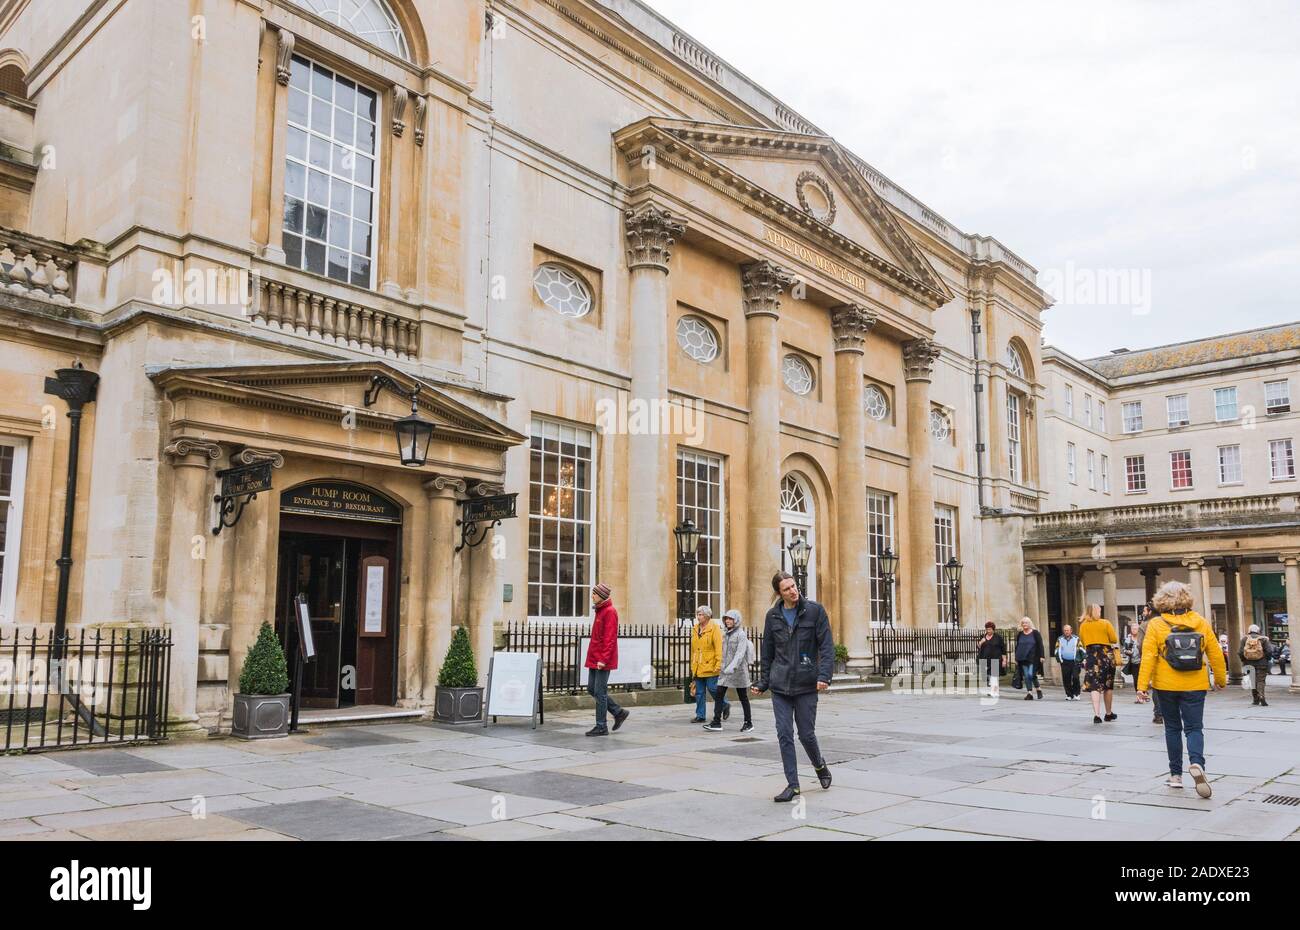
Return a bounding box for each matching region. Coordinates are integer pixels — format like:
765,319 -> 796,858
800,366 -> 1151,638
868,626 -> 1019,677
502,621 -> 764,694
1,627 -> 172,752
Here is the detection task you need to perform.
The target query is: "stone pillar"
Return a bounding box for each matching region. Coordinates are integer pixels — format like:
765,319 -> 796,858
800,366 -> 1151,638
162,438 -> 222,733
741,259 -> 794,629
831,305 -> 876,668
1024,565 -> 1041,627
422,475 -> 465,703
226,448 -> 283,715
403,487 -> 429,704
1100,562 -> 1119,630
467,482 -> 504,682
1280,553 -> 1300,694
624,204 -> 686,626
1182,556 -> 1206,615
1141,567 -> 1161,603
903,338 -> 940,627
1036,567 -> 1050,635
1222,558 -> 1244,684
1202,564 -> 1216,623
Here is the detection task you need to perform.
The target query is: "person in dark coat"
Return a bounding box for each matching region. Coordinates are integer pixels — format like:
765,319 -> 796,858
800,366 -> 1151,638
752,571 -> 834,802
976,621 -> 1007,694
1139,603 -> 1164,724
584,583 -> 628,737
1239,624 -> 1275,707
1015,616 -> 1045,700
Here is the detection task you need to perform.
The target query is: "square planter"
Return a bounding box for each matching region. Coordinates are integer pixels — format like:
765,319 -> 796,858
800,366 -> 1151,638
433,685 -> 483,724
231,693 -> 290,740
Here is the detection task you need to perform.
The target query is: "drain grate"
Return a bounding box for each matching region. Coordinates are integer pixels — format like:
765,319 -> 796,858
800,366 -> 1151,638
1262,795 -> 1300,807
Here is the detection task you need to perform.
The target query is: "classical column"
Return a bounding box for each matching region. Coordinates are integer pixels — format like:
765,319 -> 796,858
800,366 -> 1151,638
467,482 -> 504,681
422,475 -> 465,703
624,204 -> 686,626
1202,564 -> 1216,621
1024,565 -> 1042,627
831,304 -> 876,668
1280,553 -> 1300,694
1222,557 -> 1244,684
1036,566 -> 1050,634
1141,567 -> 1161,603
742,259 -> 794,629
1182,556 -> 1206,615
1100,562 -> 1119,632
162,438 -> 222,734
403,485 -> 429,704
902,338 -> 940,627
228,448 -> 283,711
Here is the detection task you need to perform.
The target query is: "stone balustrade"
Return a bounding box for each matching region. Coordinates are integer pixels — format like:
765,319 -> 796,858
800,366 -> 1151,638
251,274 -> 420,361
0,227 -> 77,304
1026,492 -> 1299,542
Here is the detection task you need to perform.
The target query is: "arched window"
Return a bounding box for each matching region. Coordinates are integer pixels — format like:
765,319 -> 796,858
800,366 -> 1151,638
0,64 -> 26,98
1006,342 -> 1027,379
779,474 -> 816,599
288,0 -> 411,59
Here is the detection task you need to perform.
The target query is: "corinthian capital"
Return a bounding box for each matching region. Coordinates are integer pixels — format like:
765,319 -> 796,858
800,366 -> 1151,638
902,338 -> 940,382
740,260 -> 794,319
830,304 -> 878,354
624,204 -> 686,272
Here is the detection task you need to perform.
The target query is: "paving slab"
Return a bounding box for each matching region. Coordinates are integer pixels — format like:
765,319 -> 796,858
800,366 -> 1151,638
455,770 -> 665,806
225,797 -> 456,840
47,749 -> 176,777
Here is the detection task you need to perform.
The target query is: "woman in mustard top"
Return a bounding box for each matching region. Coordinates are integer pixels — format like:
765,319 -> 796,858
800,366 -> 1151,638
690,606 -> 729,723
1137,581 -> 1226,798
1078,604 -> 1119,724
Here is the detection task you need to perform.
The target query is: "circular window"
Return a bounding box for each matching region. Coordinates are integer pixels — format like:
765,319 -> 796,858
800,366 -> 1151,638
782,354 -> 815,395
865,384 -> 889,421
533,264 -> 592,318
930,408 -> 951,441
675,315 -> 719,364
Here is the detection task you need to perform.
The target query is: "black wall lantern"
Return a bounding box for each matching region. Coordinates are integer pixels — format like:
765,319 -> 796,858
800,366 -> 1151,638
879,546 -> 898,627
787,535 -> 811,598
943,556 -> 964,625
673,518 -> 701,623
364,374 -> 433,467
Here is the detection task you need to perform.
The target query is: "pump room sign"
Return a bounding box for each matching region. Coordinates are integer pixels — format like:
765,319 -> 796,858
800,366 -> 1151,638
280,482 -> 402,524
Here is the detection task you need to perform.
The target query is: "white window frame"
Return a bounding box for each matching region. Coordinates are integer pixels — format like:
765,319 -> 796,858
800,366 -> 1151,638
1064,384 -> 1073,419
1218,444 -> 1242,485
867,489 -> 895,627
1122,401 -> 1143,433
1007,391 -> 1022,484
1167,394 -> 1190,428
1170,449 -> 1194,490
1084,394 -> 1093,427
933,505 -> 958,625
1087,449 -> 1096,490
1066,442 -> 1077,484
0,437 -> 28,624
1101,454 -> 1110,493
1125,454 -> 1146,494
1265,380 -> 1291,414
527,416 -> 597,623
1214,387 -> 1238,422
1270,439 -> 1296,480
1097,402 -> 1106,434
676,448 -> 726,617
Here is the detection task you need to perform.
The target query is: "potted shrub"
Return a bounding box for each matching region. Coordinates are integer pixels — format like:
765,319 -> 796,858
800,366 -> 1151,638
433,626 -> 483,724
834,643 -> 850,675
231,622 -> 291,740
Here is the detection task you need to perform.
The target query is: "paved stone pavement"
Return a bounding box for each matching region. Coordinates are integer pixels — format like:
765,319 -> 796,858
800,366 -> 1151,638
2,682 -> 1298,841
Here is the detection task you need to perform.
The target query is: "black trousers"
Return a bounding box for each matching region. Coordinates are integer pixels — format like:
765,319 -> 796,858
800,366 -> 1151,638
771,690 -> 824,788
1060,659 -> 1081,697
711,686 -> 751,724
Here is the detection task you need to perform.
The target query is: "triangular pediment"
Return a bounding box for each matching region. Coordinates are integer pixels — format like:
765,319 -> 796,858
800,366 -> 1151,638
618,119 -> 952,307
149,360 -> 524,451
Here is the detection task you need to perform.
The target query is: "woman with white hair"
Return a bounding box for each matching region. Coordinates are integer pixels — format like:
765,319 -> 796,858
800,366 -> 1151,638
689,605 -> 729,723
1238,623 -> 1275,707
1137,581 -> 1227,798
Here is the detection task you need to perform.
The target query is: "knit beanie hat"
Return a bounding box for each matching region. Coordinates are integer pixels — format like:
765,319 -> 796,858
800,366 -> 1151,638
592,582 -> 612,603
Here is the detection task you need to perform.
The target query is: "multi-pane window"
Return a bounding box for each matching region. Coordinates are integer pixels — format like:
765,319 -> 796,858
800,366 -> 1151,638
1271,439 -> 1296,480
933,505 -> 957,624
1007,392 -> 1022,483
866,490 -> 895,627
1006,344 -> 1025,378
1122,401 -> 1143,433
1125,455 -> 1147,493
287,0 -> 411,59
1218,445 -> 1242,484
1101,454 -> 1110,493
1214,387 -> 1238,422
527,418 -> 595,621
1064,384 -> 1074,418
1084,394 -> 1093,427
1087,449 -> 1096,490
1167,394 -> 1190,428
1066,443 -> 1077,483
0,438 -> 27,624
1266,380 -> 1291,414
284,56 -> 378,288
1097,402 -> 1106,433
676,450 -> 725,616
1170,450 -> 1193,489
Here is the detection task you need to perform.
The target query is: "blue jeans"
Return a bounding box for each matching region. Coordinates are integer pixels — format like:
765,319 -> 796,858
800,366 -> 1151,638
1155,689 -> 1205,776
1021,663 -> 1038,691
587,668 -> 623,729
694,676 -> 728,719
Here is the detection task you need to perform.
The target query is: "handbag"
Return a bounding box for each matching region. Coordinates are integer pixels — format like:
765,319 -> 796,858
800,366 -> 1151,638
1012,664 -> 1023,689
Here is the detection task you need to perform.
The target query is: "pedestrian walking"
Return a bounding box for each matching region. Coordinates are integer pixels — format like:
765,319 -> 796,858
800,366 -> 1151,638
1055,624 -> 1082,700
1014,617 -> 1044,700
1079,603 -> 1119,724
689,606 -> 729,724
1139,603 -> 1164,725
1137,581 -> 1227,798
1239,624 -> 1274,707
1278,643 -> 1291,676
752,571 -> 834,803
976,621 -> 1007,695
585,583 -> 628,737
1122,621 -> 1143,699
703,609 -> 753,732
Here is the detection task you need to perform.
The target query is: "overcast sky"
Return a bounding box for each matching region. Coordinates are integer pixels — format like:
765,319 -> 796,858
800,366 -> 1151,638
645,0 -> 1300,359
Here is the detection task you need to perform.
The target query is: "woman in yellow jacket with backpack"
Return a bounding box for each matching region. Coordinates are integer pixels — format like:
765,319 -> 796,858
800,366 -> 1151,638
1137,581 -> 1227,798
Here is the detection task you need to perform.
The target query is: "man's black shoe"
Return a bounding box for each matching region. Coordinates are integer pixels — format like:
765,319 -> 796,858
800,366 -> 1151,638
585,726 -> 608,737
1153,715 -> 1164,724
815,764 -> 832,789
722,704 -> 731,721
740,721 -> 754,733
612,709 -> 629,731
773,785 -> 800,803
702,721 -> 723,732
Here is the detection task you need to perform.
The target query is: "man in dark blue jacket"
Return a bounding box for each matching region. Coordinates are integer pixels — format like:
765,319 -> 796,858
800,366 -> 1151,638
751,571 -> 834,802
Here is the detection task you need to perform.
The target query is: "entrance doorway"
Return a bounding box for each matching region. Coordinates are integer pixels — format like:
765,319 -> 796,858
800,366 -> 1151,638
274,488 -> 402,708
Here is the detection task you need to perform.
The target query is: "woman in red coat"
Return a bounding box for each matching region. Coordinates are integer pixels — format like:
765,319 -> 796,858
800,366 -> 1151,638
586,583 -> 629,736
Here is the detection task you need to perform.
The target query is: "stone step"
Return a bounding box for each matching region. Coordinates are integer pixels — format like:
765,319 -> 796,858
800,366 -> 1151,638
827,682 -> 886,694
